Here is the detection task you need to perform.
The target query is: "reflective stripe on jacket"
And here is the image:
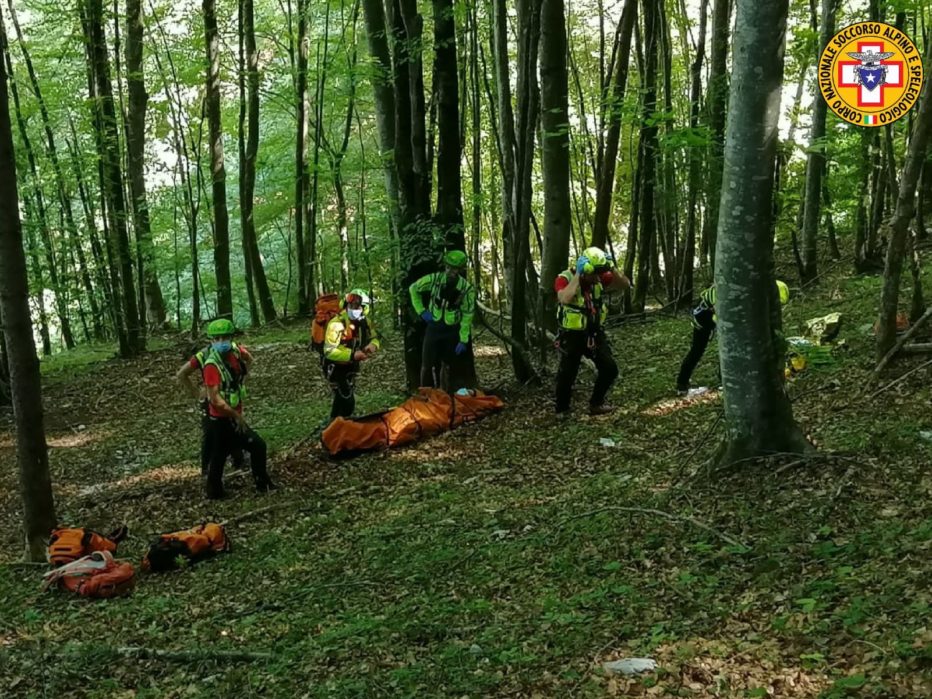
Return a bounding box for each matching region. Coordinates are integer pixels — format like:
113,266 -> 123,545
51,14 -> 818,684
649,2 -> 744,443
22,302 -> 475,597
202,347 -> 246,409
556,269 -> 608,331
409,273 -> 476,343
323,310 -> 381,364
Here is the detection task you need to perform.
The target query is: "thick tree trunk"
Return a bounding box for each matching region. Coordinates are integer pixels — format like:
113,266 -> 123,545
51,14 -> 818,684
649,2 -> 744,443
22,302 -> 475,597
124,0 -> 166,328
491,0 -> 517,298
632,0 -> 659,313
237,0 -> 260,327
204,0 -> 233,320
876,37 -> 932,359
84,0 -> 143,356
0,53 -> 57,560
538,0 -> 572,333
715,0 -> 808,465
800,0 -> 838,283
704,0 -> 732,271
433,0 -> 464,248
293,0 -> 310,315
591,0 -> 637,250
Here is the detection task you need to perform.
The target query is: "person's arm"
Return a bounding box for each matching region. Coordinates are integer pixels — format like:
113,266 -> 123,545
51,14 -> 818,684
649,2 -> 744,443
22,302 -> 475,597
206,382 -> 245,426
323,319 -> 355,362
364,317 -> 382,354
409,274 -> 434,316
176,361 -> 203,400
604,269 -> 631,293
556,274 -> 580,305
458,284 -> 476,344
238,345 -> 254,368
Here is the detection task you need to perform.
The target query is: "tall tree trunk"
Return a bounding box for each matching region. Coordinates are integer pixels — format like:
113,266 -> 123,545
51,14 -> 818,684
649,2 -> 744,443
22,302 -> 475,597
704,0 -> 732,270
0,22 -> 76,351
469,3 -> 481,294
238,0 -> 260,327
307,0 -> 332,299
538,0 -> 572,333
823,165 -> 840,260
293,0 -> 310,315
204,0 -> 233,319
632,0 -> 659,313
21,197 -> 53,355
83,0 -> 142,356
433,0 -> 464,248
0,51 -> 57,560
715,0 -> 808,465
876,36 -> 932,359
591,0 -> 637,249
657,0 -> 677,302
125,0 -> 166,329
491,0 -> 517,299
679,0 -> 708,309
5,1 -> 103,340
800,0 -> 838,283
241,0 -> 276,322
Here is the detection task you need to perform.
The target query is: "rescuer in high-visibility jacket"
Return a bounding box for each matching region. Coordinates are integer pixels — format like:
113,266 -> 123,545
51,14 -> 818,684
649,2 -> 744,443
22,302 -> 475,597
322,289 -> 381,420
676,280 -> 790,394
554,246 -> 631,415
409,250 -> 476,389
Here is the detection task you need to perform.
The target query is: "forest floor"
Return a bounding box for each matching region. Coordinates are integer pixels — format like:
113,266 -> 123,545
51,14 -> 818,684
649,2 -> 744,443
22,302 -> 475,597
0,266 -> 930,699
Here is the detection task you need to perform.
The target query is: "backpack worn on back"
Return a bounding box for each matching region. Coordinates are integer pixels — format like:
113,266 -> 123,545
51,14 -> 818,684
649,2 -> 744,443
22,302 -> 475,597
47,526 -> 128,567
42,551 -> 136,599
311,293 -> 342,353
142,522 -> 231,572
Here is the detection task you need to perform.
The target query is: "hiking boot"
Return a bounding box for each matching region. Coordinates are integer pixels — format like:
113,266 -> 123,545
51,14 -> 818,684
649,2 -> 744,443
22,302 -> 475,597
676,385 -> 689,397
255,479 -> 279,494
588,403 -> 616,416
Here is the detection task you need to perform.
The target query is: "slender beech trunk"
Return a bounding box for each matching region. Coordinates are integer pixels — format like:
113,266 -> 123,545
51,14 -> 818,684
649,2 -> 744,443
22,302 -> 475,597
0,50 -> 57,560
876,36 -> 932,359
703,0 -> 731,270
204,0 -> 233,319
800,0 -> 838,283
433,0 -> 464,249
238,0 -> 260,326
21,197 -> 52,355
491,0 -> 517,299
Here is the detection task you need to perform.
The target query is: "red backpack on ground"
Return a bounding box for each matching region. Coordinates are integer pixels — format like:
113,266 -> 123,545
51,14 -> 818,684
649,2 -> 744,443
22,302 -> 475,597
310,293 -> 342,353
141,522 -> 231,572
41,551 -> 136,599
47,526 -> 128,567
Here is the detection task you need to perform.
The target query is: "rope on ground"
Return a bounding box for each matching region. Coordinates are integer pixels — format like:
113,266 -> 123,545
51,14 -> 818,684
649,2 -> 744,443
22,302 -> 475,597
557,505 -> 746,549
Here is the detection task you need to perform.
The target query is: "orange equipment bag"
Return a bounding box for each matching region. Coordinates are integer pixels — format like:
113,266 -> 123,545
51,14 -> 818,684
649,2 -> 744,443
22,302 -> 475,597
41,551 -> 136,599
322,388 -> 505,456
47,525 -> 128,567
310,293 -> 342,353
141,522 -> 231,572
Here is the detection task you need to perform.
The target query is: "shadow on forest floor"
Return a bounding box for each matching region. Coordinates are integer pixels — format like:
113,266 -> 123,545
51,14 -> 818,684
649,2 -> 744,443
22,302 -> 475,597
0,267 -> 930,698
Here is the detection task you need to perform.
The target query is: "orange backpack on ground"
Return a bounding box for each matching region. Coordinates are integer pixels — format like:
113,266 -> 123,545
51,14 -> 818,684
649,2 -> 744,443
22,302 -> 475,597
47,526 -> 128,567
41,551 -> 136,599
142,522 -> 231,572
311,293 -> 342,353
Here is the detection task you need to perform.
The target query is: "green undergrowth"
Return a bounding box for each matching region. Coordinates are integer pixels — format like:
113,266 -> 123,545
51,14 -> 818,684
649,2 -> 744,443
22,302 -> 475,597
1,269 -> 930,698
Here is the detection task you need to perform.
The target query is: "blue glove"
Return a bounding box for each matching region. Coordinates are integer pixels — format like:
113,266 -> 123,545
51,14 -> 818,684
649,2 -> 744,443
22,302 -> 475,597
455,342 -> 467,356
420,310 -> 434,323
576,256 -> 591,275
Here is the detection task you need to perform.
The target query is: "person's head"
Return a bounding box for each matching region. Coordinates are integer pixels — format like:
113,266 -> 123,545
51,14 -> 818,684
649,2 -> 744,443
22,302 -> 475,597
344,289 -> 371,321
206,318 -> 236,353
443,250 -> 468,279
578,246 -> 610,283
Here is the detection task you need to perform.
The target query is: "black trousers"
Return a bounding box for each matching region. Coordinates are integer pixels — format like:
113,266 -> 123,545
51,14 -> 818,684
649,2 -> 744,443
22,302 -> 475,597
200,401 -> 243,475
676,308 -> 716,390
204,417 -> 270,499
555,330 -> 618,412
324,362 -> 357,419
420,323 -> 468,389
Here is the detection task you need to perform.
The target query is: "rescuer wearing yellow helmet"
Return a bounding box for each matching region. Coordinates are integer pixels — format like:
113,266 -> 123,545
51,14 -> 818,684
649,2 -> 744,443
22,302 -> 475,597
322,289 -> 381,420
676,280 -> 790,395
554,246 -> 632,415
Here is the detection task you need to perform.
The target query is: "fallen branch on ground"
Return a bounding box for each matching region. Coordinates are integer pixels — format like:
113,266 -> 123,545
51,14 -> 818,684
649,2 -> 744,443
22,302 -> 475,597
871,357 -> 932,399
221,500 -> 310,527
558,506 -> 746,548
872,306 -> 932,379
82,646 -> 272,663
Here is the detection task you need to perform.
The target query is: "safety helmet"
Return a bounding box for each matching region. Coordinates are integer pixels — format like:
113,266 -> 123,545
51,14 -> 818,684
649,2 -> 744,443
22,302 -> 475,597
343,288 -> 371,308
206,318 -> 236,337
443,250 -> 468,269
579,246 -> 609,274
776,280 -> 790,305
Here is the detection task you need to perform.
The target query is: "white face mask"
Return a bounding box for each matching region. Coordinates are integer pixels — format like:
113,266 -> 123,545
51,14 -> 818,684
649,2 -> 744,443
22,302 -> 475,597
348,308 -> 364,321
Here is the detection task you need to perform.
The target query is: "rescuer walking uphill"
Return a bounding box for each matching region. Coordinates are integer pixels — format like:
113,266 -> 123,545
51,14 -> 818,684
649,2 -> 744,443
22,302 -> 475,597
554,247 -> 631,415
322,290 -> 381,420
409,251 -> 476,389
198,319 -> 275,499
